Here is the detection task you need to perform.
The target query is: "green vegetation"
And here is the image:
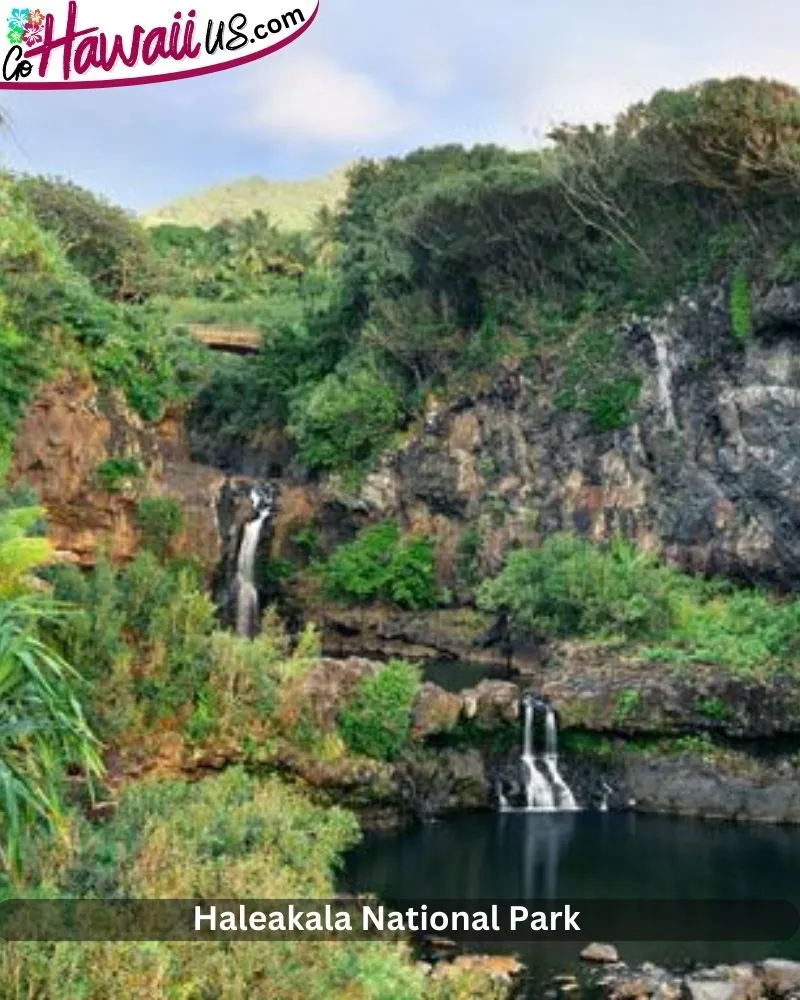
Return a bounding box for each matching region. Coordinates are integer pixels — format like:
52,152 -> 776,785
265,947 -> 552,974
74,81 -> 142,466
560,732 -> 616,757
0,770 -> 442,999
0,174 -> 209,447
0,475 -> 102,882
173,77 -> 800,477
479,532 -> 800,675
17,175 -> 160,301
478,534 -> 678,640
322,522 -> 439,610
142,168 -> 349,231
613,688 -> 642,725
338,660 -> 422,761
135,497 -> 184,560
730,269 -> 752,342
95,457 -> 144,491
46,553 -> 216,737
695,696 -> 731,720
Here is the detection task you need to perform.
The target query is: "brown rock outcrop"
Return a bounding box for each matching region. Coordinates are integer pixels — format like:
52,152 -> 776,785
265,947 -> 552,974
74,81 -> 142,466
11,374 -> 224,572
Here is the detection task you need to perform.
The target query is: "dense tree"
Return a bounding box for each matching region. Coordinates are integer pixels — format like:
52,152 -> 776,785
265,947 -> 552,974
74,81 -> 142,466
16,175 -> 159,301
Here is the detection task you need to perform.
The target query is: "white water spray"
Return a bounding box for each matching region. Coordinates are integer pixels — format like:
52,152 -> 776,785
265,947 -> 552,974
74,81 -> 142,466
651,329 -> 678,432
516,696 -> 578,812
235,486 -> 275,638
541,706 -> 578,811
521,697 -> 556,810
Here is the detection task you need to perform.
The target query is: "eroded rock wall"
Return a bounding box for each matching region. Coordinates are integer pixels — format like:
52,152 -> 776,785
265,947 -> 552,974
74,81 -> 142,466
11,373 -> 225,572
349,283 -> 800,590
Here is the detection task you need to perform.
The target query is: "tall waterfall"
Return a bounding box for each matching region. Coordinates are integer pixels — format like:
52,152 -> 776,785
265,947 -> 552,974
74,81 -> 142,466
517,696 -> 578,812
235,486 -> 275,638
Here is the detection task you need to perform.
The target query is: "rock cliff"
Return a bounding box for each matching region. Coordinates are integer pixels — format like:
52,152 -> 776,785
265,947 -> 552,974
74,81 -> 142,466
11,373 -> 224,572
346,282 -> 800,591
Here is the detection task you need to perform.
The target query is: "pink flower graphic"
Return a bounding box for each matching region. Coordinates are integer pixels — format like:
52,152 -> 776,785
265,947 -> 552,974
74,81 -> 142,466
27,7 -> 44,25
23,20 -> 41,44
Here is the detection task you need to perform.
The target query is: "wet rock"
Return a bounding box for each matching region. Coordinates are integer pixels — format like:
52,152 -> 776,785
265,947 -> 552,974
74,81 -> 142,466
581,943 -> 620,964
422,936 -> 460,961
761,959 -> 800,996
684,980 -> 741,1000
412,683 -> 463,738
610,977 -> 656,999
462,680 -> 521,727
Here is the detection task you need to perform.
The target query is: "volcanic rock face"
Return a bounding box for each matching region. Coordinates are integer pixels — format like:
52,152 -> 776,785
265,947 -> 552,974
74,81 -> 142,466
347,282 -> 800,590
11,373 -> 224,571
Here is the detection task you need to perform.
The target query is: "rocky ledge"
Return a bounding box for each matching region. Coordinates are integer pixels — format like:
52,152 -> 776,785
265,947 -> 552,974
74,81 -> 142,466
540,642 -> 800,739
579,955 -> 800,1000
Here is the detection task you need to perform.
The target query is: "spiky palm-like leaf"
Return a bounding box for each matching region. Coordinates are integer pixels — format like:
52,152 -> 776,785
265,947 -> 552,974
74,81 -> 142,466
0,597 -> 104,880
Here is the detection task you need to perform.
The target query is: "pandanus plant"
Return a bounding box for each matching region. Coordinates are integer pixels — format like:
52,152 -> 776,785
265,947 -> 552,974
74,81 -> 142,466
0,478 -> 104,882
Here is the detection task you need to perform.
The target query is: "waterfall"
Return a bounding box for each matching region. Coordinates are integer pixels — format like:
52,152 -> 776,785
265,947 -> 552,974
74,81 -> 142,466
235,486 -> 275,638
496,782 -> 510,812
542,706 -> 578,811
599,781 -> 613,813
515,696 -> 578,813
651,329 -> 678,432
521,697 -> 555,810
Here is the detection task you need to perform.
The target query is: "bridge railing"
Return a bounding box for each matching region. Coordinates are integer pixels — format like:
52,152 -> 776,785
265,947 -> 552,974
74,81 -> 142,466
186,324 -> 261,352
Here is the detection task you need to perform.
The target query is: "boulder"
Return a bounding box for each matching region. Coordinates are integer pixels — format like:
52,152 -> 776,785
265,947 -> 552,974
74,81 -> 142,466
461,680 -> 520,728
581,942 -> 620,964
412,683 -> 463,739
761,960 -> 800,997
300,657 -> 379,730
684,981 -> 741,1000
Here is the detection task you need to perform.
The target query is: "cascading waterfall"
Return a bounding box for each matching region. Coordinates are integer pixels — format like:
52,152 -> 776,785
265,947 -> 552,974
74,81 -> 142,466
235,485 -> 275,638
521,697 -> 555,810
541,705 -> 578,811
512,695 -> 579,812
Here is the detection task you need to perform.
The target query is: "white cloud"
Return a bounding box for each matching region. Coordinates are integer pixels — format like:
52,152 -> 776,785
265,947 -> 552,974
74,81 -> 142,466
237,52 -> 415,143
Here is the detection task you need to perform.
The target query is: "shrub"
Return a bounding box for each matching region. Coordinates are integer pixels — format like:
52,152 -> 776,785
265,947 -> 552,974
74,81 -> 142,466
322,522 -> 439,610
5,770 -> 430,999
338,660 -> 421,761
289,365 -> 403,472
47,553 -> 216,737
136,497 -> 183,560
95,457 -> 144,492
477,533 -> 680,639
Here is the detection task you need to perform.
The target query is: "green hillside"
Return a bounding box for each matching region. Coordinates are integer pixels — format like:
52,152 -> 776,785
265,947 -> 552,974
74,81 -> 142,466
141,167 -> 349,231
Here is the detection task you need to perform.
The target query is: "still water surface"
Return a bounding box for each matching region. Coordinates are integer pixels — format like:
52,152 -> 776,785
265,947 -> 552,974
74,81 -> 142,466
344,812 -> 800,978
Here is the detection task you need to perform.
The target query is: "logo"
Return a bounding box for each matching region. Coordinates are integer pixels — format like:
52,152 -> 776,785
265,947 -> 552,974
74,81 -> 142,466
1,1 -> 318,88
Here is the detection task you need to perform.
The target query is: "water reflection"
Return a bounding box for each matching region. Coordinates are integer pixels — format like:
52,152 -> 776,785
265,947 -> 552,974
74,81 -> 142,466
344,812 -> 800,969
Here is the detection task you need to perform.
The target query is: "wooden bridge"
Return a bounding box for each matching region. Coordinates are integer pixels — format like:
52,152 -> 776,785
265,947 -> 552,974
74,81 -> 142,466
187,324 -> 261,354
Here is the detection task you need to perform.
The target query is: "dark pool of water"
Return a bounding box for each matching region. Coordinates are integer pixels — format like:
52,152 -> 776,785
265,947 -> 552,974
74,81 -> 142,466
420,659 -> 514,692
343,811 -> 800,982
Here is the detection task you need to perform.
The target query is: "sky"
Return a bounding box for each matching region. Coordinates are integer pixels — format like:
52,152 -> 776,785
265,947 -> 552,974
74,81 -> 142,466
2,0 -> 800,213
